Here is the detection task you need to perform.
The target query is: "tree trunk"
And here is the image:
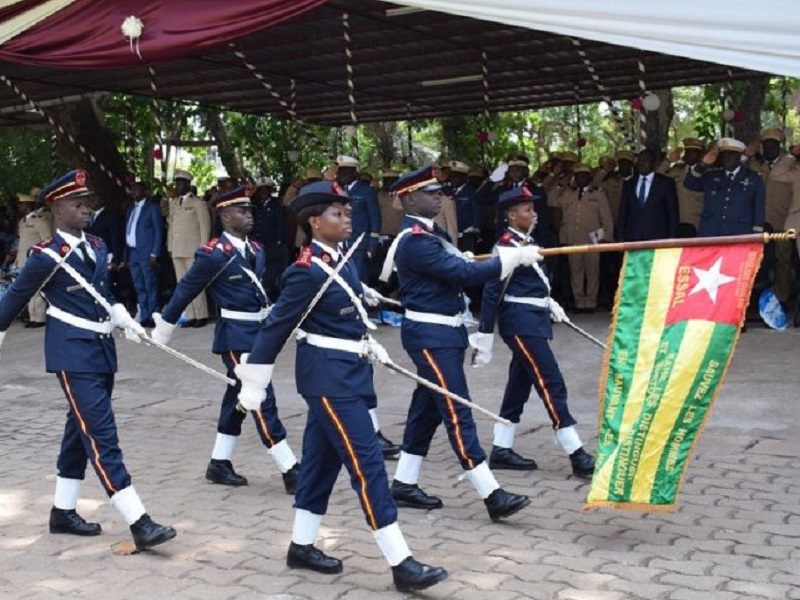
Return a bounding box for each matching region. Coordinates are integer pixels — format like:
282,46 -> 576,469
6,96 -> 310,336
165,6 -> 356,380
205,110 -> 245,182
644,88 -> 674,158
48,99 -> 130,210
734,75 -> 769,144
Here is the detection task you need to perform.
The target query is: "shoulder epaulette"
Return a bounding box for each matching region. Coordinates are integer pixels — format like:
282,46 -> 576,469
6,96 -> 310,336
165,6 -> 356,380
498,231 -> 514,244
411,224 -> 428,235
201,237 -> 219,253
295,245 -> 313,267
31,237 -> 53,253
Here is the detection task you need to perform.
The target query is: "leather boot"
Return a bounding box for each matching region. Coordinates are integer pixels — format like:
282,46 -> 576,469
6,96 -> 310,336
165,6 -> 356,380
489,446 -> 538,471
206,459 -> 248,486
193,318 -> 208,328
570,447 -> 595,480
376,431 -> 400,459
282,463 -> 300,495
391,481 -> 443,510
49,507 -> 102,536
180,319 -> 196,328
484,488 -> 530,522
286,542 -> 343,574
392,557 -> 448,592
130,514 -> 176,551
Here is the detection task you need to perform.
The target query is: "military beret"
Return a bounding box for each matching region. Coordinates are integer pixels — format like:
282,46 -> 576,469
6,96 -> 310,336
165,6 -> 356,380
40,169 -> 91,206
389,165 -> 442,197
212,185 -> 253,210
682,137 -> 705,151
291,180 -> 350,213
173,169 -> 193,182
496,186 -> 535,210
718,137 -> 746,153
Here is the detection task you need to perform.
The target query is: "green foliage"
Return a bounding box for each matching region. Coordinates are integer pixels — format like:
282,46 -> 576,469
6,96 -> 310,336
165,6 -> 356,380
0,127 -> 69,206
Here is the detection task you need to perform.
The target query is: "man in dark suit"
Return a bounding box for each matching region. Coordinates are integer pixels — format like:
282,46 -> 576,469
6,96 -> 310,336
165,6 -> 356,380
617,149 -> 679,241
124,182 -> 164,327
87,195 -> 123,269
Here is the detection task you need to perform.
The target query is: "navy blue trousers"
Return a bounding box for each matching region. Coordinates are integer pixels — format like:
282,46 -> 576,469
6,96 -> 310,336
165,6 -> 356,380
220,351 -> 286,447
295,395 -> 397,530
401,347 -> 486,470
129,259 -> 158,322
500,335 -> 576,429
56,372 -> 131,496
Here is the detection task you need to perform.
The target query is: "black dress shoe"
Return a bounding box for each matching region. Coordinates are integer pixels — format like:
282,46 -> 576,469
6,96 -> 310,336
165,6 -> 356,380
282,463 -> 300,495
130,514 -> 176,551
570,447 -> 595,480
206,459 -> 248,486
484,488 -> 531,522
141,319 -> 156,328
392,557 -> 448,592
489,446 -> 538,471
193,318 -> 208,328
180,319 -> 196,328
391,481 -> 443,510
286,542 -> 343,574
49,507 -> 102,536
26,321 -> 45,329
376,431 -> 400,459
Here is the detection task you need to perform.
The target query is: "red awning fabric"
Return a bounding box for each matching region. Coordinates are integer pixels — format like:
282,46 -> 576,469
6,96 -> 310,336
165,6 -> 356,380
0,0 -> 328,68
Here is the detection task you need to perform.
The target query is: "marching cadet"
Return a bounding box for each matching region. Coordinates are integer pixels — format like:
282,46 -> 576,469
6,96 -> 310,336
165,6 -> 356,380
662,138 -> 706,233
15,191 -> 53,328
335,155 -> 381,282
167,169 -> 211,327
235,181 -> 447,592
469,187 -> 595,478
0,170 -> 176,551
747,128 -> 794,304
685,138 -> 765,237
251,176 -> 288,302
151,185 -> 300,494
548,163 -> 614,313
380,166 -> 538,521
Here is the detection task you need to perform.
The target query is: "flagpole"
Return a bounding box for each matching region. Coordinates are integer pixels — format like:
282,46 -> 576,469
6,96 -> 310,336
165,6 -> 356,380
473,229 -> 796,261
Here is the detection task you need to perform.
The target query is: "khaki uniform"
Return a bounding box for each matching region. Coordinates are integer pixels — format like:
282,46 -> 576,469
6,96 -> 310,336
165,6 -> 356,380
592,170 -> 625,221
167,193 -> 211,320
434,194 -> 458,242
768,156 -> 800,300
549,187 -> 614,309
16,209 -> 53,322
378,190 -> 404,237
663,162 -> 705,230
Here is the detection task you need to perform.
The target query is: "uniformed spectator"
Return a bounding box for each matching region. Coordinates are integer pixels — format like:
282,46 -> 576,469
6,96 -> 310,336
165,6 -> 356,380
0,169 -> 176,551
166,170 -> 211,327
335,155 -> 381,282
769,141 -> 800,326
548,163 -> 614,312
14,192 -> 53,327
663,138 -> 706,233
685,138 -> 766,237
378,170 -> 403,239
433,163 -> 459,243
443,160 -> 482,253
252,176 -> 288,302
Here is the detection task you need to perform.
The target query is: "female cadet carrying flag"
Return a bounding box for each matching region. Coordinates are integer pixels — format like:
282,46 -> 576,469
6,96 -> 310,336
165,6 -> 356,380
235,181 -> 447,593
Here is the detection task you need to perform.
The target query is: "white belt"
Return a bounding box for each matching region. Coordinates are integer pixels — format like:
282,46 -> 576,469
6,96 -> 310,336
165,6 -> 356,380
47,305 -> 113,334
300,331 -> 368,355
404,309 -> 466,327
503,295 -> 549,308
220,307 -> 271,322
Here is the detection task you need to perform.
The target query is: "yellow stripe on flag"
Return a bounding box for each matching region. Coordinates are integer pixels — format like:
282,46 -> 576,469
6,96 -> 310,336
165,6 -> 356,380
628,319 -> 716,503
590,248 -> 682,499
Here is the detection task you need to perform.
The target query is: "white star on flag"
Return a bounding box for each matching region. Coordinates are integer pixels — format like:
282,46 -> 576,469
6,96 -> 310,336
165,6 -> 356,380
689,257 -> 736,303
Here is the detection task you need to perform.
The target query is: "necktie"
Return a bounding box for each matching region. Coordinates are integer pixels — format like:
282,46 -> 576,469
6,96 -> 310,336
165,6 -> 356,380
244,245 -> 256,269
637,177 -> 647,206
79,242 -> 96,270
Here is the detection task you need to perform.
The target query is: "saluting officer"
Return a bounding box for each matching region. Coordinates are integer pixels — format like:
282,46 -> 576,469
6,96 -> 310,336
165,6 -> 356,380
15,191 -> 53,328
151,185 -> 300,494
167,169 -> 211,327
236,181 -> 447,592
335,155 -> 381,282
469,187 -> 595,478
685,138 -> 766,237
380,166 -> 537,521
663,138 -> 706,232
0,170 -> 176,551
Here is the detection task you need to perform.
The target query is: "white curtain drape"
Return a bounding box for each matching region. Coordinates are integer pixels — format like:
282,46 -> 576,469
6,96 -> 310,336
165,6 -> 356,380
394,0 -> 800,77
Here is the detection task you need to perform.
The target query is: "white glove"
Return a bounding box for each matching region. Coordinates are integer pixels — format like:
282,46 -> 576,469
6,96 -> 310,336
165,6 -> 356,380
234,353 -> 274,411
151,312 -> 176,346
361,284 -> 382,308
366,336 -> 391,364
496,245 -> 543,279
490,163 -> 508,183
468,331 -> 494,367
462,250 -> 475,261
109,303 -> 146,343
548,297 -> 568,323
0,330 -> 6,361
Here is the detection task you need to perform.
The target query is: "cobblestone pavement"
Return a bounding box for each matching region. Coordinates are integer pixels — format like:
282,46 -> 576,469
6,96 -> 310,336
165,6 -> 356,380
1,314 -> 798,600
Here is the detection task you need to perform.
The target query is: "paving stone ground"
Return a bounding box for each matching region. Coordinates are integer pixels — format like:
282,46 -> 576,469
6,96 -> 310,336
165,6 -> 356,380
0,314 -> 798,599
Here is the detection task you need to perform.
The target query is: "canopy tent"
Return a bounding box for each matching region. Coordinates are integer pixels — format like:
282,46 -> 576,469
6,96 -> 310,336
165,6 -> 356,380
0,0 -> 792,127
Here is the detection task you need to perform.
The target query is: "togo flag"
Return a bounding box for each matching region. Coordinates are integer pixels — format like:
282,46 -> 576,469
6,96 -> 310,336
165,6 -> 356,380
585,242 -> 762,511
